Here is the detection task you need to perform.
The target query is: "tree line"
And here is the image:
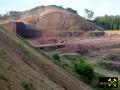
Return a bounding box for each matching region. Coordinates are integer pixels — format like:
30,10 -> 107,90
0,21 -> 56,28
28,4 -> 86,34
84,8 -> 120,30
0,11 -> 20,17
50,5 -> 78,14
94,15 -> 120,30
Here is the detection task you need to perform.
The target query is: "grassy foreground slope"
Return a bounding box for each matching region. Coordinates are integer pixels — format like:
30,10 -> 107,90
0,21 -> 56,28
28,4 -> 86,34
0,28 -> 90,90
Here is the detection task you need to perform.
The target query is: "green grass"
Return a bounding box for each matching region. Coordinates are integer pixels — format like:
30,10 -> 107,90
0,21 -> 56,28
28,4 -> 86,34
86,59 -> 120,90
17,43 -> 37,61
34,47 -> 51,60
74,59 -> 94,83
22,82 -> 33,90
55,54 -> 120,90
118,80 -> 120,89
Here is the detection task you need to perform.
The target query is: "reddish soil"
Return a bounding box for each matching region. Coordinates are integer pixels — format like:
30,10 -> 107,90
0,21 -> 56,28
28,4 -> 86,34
0,28 -> 90,90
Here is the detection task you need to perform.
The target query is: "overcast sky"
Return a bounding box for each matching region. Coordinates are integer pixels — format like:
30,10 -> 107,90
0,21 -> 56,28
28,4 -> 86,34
0,0 -> 119,17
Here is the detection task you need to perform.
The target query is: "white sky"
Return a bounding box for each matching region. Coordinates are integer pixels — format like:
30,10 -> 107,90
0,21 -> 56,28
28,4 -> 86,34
0,0 -> 119,17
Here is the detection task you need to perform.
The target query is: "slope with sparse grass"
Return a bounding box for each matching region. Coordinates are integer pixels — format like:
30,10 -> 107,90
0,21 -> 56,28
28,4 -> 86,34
0,27 -> 90,90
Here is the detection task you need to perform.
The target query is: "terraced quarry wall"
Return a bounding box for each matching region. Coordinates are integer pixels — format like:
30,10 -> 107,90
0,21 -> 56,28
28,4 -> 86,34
0,5 -> 104,39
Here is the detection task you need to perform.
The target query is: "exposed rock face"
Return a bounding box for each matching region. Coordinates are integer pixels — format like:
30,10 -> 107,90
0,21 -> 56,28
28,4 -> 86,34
22,6 -> 104,37
0,5 -> 104,38
16,22 -> 42,38
0,22 -> 42,39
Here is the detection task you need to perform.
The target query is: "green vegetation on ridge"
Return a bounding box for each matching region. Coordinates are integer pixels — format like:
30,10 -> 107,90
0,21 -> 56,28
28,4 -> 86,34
94,15 -> 120,30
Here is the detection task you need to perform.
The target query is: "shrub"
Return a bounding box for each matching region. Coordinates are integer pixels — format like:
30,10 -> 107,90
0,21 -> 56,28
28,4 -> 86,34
52,53 -> 60,61
22,82 -> 32,90
66,8 -> 78,14
62,63 -> 69,70
74,59 -> 94,83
